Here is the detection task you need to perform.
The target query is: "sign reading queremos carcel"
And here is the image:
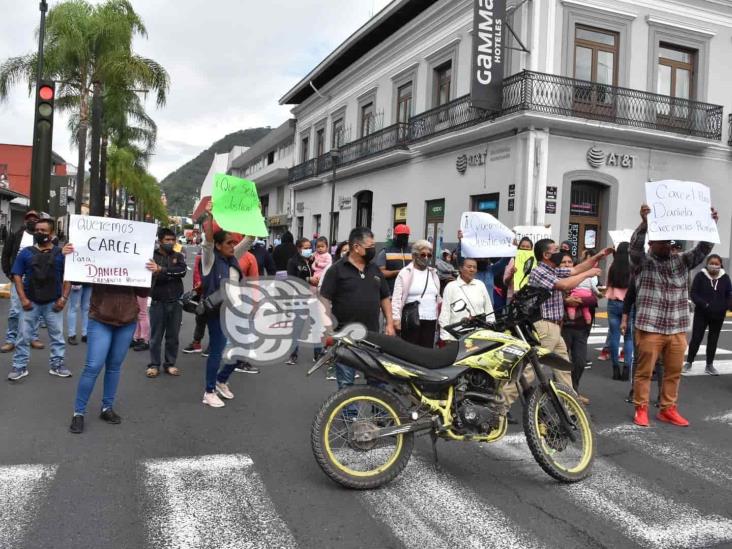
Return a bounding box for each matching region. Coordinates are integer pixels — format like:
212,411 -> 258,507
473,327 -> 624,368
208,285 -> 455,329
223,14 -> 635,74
471,0 -> 506,111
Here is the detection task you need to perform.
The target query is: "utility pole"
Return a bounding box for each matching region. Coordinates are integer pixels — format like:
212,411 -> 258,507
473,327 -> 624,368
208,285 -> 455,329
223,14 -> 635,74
328,149 -> 339,245
29,0 -> 50,212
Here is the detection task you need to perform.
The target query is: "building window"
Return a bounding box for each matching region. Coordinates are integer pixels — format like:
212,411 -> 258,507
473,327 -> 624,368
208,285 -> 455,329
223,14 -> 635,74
355,191 -> 373,228
260,195 -> 269,218
315,128 -> 326,158
471,193 -> 500,218
574,25 -> 618,85
396,82 -> 413,124
276,185 -> 285,213
360,102 -> 375,137
296,217 -> 304,239
434,62 -> 452,107
657,43 -> 696,118
301,136 -> 310,162
425,199 -> 445,257
267,151 -> 275,165
332,117 -> 345,148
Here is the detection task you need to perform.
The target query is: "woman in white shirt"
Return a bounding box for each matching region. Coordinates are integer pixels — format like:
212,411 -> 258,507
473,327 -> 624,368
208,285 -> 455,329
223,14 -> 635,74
439,258 -> 493,342
392,240 -> 441,348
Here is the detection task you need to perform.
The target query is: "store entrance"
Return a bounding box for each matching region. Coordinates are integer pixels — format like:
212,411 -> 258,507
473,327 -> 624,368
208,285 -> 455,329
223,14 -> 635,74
568,181 -> 605,257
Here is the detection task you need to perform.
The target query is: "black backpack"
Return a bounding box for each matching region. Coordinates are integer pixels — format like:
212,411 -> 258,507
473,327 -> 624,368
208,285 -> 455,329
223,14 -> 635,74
26,247 -> 62,304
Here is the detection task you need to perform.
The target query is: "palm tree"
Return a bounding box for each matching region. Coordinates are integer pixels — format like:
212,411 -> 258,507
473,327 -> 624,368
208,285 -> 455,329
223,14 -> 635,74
0,0 -> 169,214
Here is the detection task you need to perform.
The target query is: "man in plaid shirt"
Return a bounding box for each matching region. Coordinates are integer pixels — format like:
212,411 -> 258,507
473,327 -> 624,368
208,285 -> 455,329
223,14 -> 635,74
630,204 -> 718,428
503,238 -> 608,407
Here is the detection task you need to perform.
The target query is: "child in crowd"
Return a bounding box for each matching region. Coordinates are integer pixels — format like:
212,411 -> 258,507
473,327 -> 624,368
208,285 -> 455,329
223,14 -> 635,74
311,236 -> 332,283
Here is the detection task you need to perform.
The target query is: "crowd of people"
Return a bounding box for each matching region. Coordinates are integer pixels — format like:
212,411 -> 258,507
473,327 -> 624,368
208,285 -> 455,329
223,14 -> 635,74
0,200 -> 724,433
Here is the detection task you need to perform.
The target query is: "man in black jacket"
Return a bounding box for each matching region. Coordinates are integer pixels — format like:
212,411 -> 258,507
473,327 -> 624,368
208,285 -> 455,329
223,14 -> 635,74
1,210 -> 44,353
251,239 -> 277,276
146,228 -> 187,378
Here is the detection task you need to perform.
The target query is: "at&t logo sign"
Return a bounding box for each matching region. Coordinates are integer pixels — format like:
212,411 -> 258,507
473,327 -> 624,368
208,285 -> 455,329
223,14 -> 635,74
586,146 -> 635,169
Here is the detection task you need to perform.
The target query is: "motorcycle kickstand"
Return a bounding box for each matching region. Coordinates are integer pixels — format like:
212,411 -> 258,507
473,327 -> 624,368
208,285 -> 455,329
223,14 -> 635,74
430,430 -> 439,465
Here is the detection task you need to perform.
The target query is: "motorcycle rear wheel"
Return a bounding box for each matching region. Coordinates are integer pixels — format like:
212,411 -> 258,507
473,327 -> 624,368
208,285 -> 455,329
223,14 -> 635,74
523,382 -> 594,482
311,385 -> 414,489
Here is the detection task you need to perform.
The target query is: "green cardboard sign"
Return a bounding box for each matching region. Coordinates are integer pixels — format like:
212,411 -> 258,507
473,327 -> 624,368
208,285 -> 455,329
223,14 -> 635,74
211,174 -> 269,237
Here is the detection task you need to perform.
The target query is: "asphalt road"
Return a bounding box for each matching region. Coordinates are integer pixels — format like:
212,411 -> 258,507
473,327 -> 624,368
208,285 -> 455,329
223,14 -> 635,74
2,257 -> 732,549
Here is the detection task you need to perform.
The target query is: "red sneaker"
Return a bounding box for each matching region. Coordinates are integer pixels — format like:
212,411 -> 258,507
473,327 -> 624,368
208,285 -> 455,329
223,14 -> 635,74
634,405 -> 649,427
598,348 -> 610,361
657,406 -> 689,427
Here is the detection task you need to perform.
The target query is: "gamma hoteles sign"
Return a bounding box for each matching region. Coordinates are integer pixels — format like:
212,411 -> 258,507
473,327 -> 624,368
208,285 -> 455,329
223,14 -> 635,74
471,0 -> 506,112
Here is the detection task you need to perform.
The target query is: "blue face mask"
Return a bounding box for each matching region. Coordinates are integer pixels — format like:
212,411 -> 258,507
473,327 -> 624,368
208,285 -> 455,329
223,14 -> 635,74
302,249 -> 313,259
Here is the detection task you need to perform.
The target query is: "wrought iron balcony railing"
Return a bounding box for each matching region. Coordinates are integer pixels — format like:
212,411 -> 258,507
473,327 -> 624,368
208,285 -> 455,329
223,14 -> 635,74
289,70 -> 723,183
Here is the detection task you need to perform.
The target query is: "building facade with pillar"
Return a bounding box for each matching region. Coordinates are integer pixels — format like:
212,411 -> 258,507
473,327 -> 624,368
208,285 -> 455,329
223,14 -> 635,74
280,0 -> 732,257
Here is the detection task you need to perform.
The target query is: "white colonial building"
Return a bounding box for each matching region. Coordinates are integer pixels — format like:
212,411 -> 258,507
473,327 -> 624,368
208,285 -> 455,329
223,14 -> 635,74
280,0 -> 732,258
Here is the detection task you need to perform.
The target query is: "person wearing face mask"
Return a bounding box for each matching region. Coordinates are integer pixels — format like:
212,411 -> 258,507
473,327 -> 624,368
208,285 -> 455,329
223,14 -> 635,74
392,240 -> 442,348
376,224 -> 412,295
683,254 -> 731,376
630,204 -> 718,428
1,210 -> 45,353
321,227 -> 394,388
501,238 -> 610,409
285,238 -> 322,365
146,228 -> 187,378
8,218 -> 72,381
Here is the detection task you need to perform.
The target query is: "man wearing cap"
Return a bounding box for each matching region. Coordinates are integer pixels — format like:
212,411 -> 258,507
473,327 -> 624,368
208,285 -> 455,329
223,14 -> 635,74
1,210 -> 45,353
376,224 -> 412,295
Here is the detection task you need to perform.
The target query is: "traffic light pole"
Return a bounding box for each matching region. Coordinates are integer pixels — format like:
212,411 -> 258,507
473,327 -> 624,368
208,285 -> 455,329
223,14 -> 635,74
88,82 -> 104,217
36,1 -> 48,81
29,0 -> 50,212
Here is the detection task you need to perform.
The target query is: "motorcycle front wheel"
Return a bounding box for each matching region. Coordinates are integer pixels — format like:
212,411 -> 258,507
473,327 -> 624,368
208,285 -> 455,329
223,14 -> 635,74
523,382 -> 594,482
311,385 -> 414,490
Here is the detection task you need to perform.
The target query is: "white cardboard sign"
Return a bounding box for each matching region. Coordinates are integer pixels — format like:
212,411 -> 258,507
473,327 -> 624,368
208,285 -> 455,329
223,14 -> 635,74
65,215 -> 157,287
513,225 -> 552,245
460,212 -> 516,258
645,180 -> 720,243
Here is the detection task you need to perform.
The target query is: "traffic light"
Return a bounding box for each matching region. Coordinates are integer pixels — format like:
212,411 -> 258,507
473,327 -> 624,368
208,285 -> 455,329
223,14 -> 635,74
30,79 -> 55,212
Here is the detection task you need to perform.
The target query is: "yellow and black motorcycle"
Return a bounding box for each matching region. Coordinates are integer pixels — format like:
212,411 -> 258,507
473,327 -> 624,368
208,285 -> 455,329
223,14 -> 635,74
308,286 -> 594,489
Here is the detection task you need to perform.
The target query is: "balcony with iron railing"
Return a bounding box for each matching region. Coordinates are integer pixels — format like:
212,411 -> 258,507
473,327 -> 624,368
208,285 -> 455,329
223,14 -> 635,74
288,70 -> 724,184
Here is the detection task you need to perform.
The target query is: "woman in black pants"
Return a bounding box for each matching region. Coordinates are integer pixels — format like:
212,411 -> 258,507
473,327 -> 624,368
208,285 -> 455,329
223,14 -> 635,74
684,254 -> 732,376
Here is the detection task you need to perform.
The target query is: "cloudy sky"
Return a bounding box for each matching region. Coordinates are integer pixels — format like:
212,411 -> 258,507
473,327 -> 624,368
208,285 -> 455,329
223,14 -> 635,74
0,0 -> 392,180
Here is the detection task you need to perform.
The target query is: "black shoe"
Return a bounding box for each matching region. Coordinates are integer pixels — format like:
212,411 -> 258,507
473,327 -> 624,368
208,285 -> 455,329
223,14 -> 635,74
100,408 -> 121,424
507,411 -> 518,425
134,341 -> 149,352
69,415 -> 84,434
285,355 -> 298,365
612,366 -> 621,380
202,347 -> 210,358
234,363 -> 261,374
130,338 -> 139,348
625,389 -> 634,404
81,336 -> 87,343
619,366 -> 630,382
67,336 -> 78,345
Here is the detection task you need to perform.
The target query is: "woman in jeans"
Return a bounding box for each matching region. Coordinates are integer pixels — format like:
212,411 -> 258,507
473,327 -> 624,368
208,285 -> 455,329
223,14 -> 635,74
606,242 -> 633,381
392,240 -> 441,348
684,254 -> 732,376
200,204 -> 253,407
69,269 -> 158,434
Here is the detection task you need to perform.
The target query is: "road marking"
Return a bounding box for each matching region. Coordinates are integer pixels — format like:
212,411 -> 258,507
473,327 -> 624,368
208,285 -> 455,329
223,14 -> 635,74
681,360 -> 732,376
599,424 -> 732,487
141,454 -> 297,549
0,464 -> 58,548
705,411 -> 732,424
484,435 -> 732,548
360,456 -> 544,549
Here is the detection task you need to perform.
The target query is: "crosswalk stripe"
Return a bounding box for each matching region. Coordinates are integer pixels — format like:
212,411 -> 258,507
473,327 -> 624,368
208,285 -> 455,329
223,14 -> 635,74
681,360 -> 732,376
0,464 -> 58,548
705,411 -> 732,424
599,425 -> 732,487
140,454 -> 298,549
359,456 -> 545,549
483,435 -> 732,548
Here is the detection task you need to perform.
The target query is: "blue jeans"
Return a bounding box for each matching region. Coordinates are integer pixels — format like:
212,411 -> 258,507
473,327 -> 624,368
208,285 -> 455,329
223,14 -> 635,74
335,363 -> 355,389
5,285 -> 39,345
608,299 -> 633,368
12,302 -> 64,370
74,319 -> 136,414
67,285 -> 92,337
206,316 -> 237,392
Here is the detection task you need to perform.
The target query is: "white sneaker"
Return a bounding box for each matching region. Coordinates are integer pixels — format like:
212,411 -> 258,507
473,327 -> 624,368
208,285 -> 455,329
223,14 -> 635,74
202,391 -> 225,408
216,382 -> 234,400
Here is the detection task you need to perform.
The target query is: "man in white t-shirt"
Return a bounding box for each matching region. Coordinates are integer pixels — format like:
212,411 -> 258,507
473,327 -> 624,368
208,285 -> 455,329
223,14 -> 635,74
439,257 -> 493,342
1,210 -> 45,352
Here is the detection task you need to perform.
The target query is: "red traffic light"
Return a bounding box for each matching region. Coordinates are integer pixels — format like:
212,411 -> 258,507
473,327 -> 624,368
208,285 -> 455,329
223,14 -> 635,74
39,85 -> 54,101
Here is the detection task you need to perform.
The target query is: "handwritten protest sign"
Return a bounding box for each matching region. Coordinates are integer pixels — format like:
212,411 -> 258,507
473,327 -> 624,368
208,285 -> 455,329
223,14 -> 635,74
513,225 -> 552,245
513,249 -> 536,291
460,212 -> 516,258
645,180 -> 719,243
212,174 -> 269,237
65,215 -> 157,287
608,229 -> 635,247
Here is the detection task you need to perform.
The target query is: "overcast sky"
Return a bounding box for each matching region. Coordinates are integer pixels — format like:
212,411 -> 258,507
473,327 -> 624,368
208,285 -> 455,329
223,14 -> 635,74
0,0 -> 392,180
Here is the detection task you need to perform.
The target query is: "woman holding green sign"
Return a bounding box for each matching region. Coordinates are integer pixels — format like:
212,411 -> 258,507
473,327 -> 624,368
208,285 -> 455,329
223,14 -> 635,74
199,202 -> 254,408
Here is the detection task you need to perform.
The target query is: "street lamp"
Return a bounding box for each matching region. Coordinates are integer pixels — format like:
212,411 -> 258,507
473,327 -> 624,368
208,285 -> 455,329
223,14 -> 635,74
328,148 -> 340,245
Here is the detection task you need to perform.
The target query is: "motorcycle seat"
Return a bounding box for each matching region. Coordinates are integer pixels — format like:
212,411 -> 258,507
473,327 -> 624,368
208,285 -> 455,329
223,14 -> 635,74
363,332 -> 459,370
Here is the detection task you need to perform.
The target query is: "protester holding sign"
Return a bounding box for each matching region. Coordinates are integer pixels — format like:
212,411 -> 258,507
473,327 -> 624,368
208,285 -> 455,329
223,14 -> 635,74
630,203 -> 718,428
8,218 -> 72,381
199,201 -> 255,408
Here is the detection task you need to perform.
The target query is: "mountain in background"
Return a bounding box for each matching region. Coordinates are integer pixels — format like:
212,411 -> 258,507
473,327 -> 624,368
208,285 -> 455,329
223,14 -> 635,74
159,127 -> 272,216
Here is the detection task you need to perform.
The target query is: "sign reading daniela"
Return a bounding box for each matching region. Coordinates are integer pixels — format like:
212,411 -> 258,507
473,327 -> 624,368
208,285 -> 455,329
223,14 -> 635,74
645,180 -> 720,244
65,214 -> 158,287
471,0 -> 506,111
